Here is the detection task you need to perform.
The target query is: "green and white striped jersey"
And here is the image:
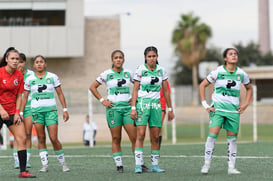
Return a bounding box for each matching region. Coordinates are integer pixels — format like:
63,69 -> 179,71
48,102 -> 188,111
96,68 -> 133,109
207,65 -> 250,113
24,69 -> 34,109
24,71 -> 61,113
134,64 -> 168,99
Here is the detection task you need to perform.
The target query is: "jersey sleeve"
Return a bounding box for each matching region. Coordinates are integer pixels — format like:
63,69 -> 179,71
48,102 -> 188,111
133,66 -> 142,81
129,70 -> 134,83
242,72 -> 250,85
206,69 -> 218,83
24,76 -> 31,91
162,67 -> 168,81
53,74 -> 61,87
96,71 -> 107,84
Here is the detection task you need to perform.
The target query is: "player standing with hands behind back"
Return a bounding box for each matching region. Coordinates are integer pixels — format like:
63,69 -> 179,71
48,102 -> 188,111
199,48 -> 252,175
130,46 -> 174,173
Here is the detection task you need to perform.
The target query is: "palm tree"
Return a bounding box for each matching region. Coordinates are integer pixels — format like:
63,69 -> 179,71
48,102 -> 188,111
172,12 -> 212,105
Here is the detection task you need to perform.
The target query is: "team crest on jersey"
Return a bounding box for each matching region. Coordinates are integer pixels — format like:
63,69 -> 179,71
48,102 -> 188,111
14,79 -> 18,86
236,74 -> 241,81
220,74 -> 225,79
157,70 -> 161,76
124,72 -> 129,78
31,81 -> 36,85
46,78 -> 51,84
2,80 -> 6,84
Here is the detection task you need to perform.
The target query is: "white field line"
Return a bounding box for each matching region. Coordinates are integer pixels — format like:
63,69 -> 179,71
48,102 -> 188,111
0,155 -> 272,159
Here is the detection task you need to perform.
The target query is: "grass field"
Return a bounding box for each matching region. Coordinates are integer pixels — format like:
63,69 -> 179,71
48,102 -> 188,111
1,141 -> 273,181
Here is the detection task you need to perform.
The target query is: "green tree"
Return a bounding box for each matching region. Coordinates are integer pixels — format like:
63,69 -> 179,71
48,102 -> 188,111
172,12 -> 212,105
172,47 -> 222,85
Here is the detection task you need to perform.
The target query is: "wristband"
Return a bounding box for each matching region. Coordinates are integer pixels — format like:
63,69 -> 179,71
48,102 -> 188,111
99,98 -> 104,103
168,108 -> 173,112
201,100 -> 210,109
131,106 -> 136,110
19,112 -> 23,116
63,108 -> 68,112
15,109 -> 20,114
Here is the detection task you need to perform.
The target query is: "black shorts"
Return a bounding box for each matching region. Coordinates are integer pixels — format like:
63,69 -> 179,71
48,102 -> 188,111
0,115 -> 15,128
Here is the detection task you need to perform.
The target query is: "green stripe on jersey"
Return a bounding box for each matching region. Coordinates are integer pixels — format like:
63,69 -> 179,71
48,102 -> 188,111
109,87 -> 130,95
215,87 -> 240,97
141,84 -> 161,92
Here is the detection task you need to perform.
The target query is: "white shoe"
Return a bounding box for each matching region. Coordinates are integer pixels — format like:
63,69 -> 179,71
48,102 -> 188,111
201,160 -> 211,174
228,167 -> 241,174
61,163 -> 70,172
201,164 -> 210,174
40,165 -> 48,172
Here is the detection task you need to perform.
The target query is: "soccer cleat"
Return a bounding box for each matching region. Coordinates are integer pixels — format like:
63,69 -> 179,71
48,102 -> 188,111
201,160 -> 211,174
19,171 -> 36,178
39,165 -> 48,172
26,162 -> 31,168
135,165 -> 142,174
228,167 -> 241,174
142,165 -> 150,172
201,164 -> 210,174
151,165 -> 165,173
116,166 -> 123,173
61,163 -> 70,172
14,161 -> 19,169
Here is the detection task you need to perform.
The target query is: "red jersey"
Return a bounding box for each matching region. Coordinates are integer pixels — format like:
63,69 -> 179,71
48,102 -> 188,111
0,66 -> 24,115
160,80 -> 171,110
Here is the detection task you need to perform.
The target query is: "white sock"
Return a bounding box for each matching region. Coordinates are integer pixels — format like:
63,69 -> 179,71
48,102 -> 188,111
227,138 -> 237,168
113,156 -> 122,167
204,136 -> 216,161
39,151 -> 48,166
27,152 -> 31,162
135,150 -> 143,166
56,153 -> 65,165
13,152 -> 19,163
151,154 -> 159,166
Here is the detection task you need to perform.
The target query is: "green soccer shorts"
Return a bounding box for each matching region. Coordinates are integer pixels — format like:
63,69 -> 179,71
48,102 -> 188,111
135,98 -> 162,127
208,110 -> 240,134
106,107 -> 134,128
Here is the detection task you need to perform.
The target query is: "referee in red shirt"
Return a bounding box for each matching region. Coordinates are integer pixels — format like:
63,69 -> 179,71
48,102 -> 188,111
0,47 -> 35,178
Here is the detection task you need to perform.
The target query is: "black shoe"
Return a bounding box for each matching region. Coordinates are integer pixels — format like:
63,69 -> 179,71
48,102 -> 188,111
142,165 -> 150,172
117,166 -> 123,173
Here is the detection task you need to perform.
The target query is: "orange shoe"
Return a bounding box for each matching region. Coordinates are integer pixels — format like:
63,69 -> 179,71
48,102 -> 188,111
19,171 -> 36,178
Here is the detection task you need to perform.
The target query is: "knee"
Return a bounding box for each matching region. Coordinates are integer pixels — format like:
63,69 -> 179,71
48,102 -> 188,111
151,135 -> 160,144
112,136 -> 121,144
25,133 -> 32,140
38,135 -> 46,144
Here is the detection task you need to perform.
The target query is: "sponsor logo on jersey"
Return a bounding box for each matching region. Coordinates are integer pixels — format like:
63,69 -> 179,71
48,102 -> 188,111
14,79 -> 18,86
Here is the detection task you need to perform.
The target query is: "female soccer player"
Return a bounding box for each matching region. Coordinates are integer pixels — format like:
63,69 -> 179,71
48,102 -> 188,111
90,50 -> 144,173
0,47 -> 36,178
199,48 -> 252,175
21,55 -> 70,173
12,52 -> 35,168
130,46 -> 175,173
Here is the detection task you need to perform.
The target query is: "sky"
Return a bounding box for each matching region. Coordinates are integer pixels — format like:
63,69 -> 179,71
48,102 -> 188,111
84,0 -> 273,75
